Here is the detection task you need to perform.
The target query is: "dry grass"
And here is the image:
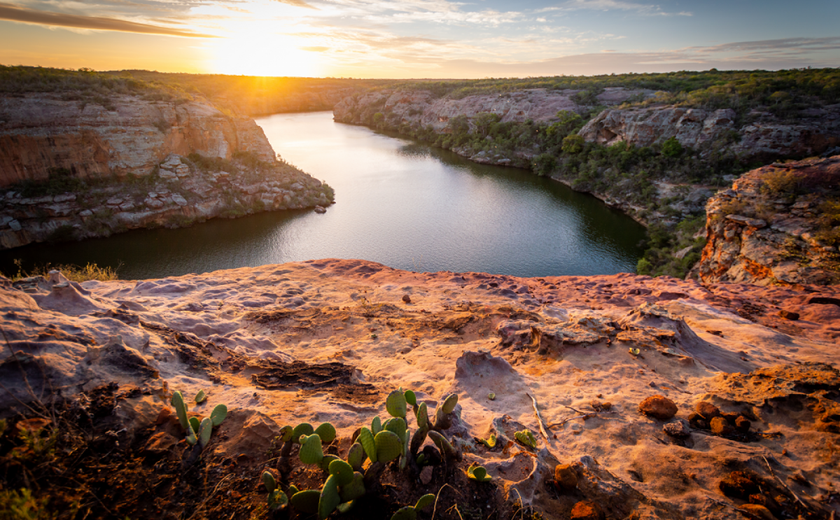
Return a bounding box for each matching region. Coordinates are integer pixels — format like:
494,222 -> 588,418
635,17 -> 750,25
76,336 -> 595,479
4,260 -> 118,282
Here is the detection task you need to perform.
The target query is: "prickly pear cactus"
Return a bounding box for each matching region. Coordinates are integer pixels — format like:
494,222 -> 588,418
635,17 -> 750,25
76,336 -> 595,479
479,433 -> 497,448
268,490 -> 288,510
185,425 -> 198,445
318,474 -> 341,520
467,463 -> 491,482
313,422 -> 336,444
194,390 -> 207,404
384,417 -> 407,440
441,394 -> 458,414
415,493 -> 435,510
514,429 -> 537,449
339,471 -> 366,502
210,404 -> 227,426
347,442 -> 366,471
299,433 -> 325,465
386,389 -> 407,418
292,423 -> 314,442
357,427 -> 377,463
415,402 -> 429,431
319,454 -> 339,472
404,389 -> 417,407
391,505 -> 418,520
170,391 -> 189,431
291,490 -> 320,515
189,417 -> 200,436
328,459 -> 354,486
371,416 -> 382,435
198,417 -> 213,448
428,430 -> 460,460
279,425 -> 293,443
374,430 -> 402,463
262,470 -> 277,492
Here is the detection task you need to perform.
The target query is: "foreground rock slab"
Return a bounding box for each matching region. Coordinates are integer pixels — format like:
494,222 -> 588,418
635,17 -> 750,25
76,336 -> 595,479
0,259 -> 838,519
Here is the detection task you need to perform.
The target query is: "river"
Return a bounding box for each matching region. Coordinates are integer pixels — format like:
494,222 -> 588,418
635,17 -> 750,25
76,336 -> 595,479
0,112 -> 645,280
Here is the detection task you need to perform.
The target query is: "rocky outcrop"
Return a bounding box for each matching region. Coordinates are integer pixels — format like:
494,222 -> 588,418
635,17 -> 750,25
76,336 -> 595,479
692,155 -> 840,285
580,105 -> 840,159
0,153 -> 333,249
1,259 -> 839,518
0,93 -> 276,187
334,87 -> 654,134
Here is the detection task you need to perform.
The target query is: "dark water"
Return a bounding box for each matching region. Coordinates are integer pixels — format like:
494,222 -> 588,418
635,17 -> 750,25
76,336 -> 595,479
0,112 -> 645,280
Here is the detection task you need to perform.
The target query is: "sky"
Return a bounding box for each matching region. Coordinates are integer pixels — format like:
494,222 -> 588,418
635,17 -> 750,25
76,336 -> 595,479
0,0 -> 838,78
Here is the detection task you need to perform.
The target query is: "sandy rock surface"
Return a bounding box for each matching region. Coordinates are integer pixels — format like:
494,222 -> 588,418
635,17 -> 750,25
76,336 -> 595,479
1,259 -> 839,518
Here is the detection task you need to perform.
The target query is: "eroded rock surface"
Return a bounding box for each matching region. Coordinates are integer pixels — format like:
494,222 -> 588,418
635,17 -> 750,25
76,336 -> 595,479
1,259 -> 838,519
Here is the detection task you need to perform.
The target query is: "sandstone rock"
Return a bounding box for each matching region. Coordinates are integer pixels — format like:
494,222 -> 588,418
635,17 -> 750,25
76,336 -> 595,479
778,309 -> 800,321
419,465 -> 433,485
79,210 -> 93,217
695,401 -> 722,420
638,395 -> 677,420
663,418 -> 691,438
145,198 -> 164,209
735,415 -> 752,432
554,463 -> 578,492
710,416 -> 735,436
171,194 -> 188,207
570,500 -> 604,520
738,504 -> 775,520
8,219 -> 21,231
402,294 -> 411,304
106,197 -> 123,206
54,193 -> 76,203
720,471 -> 761,499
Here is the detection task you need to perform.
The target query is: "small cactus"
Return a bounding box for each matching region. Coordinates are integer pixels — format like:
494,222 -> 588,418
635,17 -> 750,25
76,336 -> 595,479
478,433 -> 497,449
467,463 -> 491,482
357,427 -> 377,463
198,417 -> 213,448
170,391 -> 190,431
441,394 -> 458,414
188,417 -> 200,436
390,493 -> 435,520
374,430 -> 402,463
195,390 -> 207,404
339,471 -> 365,502
404,389 -> 417,407
314,422 -> 337,444
268,490 -> 288,510
318,474 -> 341,520
347,442 -> 366,471
291,489 -> 320,515
210,404 -> 227,427
299,434 -> 325,465
262,470 -> 277,492
292,423 -> 314,443
428,430 -> 460,460
279,425 -> 293,443
386,389 -> 407,419
514,429 -> 537,449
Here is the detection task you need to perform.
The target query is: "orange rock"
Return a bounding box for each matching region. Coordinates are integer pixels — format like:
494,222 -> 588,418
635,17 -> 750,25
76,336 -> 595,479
638,395 -> 678,420
570,500 -> 604,520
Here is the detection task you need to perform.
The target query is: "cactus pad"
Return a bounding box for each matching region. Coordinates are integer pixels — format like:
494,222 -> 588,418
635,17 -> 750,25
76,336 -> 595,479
415,494 -> 435,511
391,506 -> 418,520
329,459 -> 354,486
291,490 -> 320,514
318,474 -> 341,520
268,490 -> 288,510
415,402 -> 429,430
292,423 -> 314,443
514,429 -> 537,449
210,404 -> 227,426
441,394 -> 458,414
371,416 -> 382,435
315,422 -> 337,444
384,417 -> 407,440
278,425 -> 293,443
188,417 -> 200,436
467,463 -> 491,482
479,433 -> 497,448
347,442 -> 366,471
374,430 -> 403,463
357,427 -> 377,463
262,470 -> 277,492
170,391 -> 189,431
428,430 -> 460,460
185,426 -> 197,445
319,454 -> 339,472
198,417 -> 213,448
194,390 -> 206,404
386,390 -> 407,418
299,433 -> 325,465
339,471 -> 366,502
404,389 -> 417,406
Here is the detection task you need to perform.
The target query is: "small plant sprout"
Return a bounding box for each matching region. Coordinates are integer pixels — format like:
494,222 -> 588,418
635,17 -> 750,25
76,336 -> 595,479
467,463 -> 491,482
262,470 -> 288,510
514,429 -> 538,449
629,347 -> 641,356
390,494 -> 435,520
488,392 -> 496,400
478,433 -> 497,448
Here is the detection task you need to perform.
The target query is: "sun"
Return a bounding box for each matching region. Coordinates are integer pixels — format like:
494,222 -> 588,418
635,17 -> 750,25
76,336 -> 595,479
209,33 -> 321,77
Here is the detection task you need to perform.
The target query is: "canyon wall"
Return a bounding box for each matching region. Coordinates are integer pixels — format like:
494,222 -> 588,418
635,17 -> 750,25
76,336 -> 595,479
692,155 -> 840,286
0,93 -> 276,187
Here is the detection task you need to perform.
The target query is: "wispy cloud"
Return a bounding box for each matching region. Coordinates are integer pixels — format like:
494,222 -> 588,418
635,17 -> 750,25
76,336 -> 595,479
538,0 -> 691,17
0,1 -> 217,36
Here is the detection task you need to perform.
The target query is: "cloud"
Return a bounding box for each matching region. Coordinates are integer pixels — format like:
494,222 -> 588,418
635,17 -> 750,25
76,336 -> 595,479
0,2 -> 217,36
301,45 -> 328,51
537,0 -> 691,17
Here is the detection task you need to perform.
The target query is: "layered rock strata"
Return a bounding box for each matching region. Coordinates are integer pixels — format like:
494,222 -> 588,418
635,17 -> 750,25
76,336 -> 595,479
0,93 -> 275,187
693,155 -> 840,285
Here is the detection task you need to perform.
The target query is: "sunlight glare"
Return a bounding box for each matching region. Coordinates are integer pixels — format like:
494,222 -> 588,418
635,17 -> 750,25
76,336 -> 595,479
210,32 -> 320,77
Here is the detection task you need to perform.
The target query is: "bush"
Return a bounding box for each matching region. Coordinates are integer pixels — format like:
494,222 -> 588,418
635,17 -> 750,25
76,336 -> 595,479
661,137 -> 683,157
561,135 -> 585,154
532,154 -> 557,176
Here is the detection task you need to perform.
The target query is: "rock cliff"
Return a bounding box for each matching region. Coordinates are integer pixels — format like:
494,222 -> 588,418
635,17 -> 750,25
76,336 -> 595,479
0,259 -> 838,519
0,93 -> 275,187
580,105 -> 840,160
0,93 -> 334,249
693,155 -> 840,285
